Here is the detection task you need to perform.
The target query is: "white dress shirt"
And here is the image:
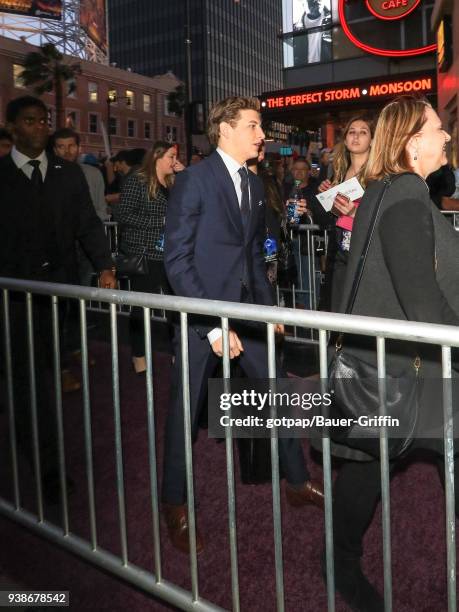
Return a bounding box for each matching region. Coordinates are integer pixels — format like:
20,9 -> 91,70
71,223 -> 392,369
207,149 -> 251,346
11,146 -> 48,181
216,147 -> 251,207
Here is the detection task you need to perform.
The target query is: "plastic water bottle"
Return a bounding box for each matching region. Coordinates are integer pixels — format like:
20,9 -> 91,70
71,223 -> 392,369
155,233 -> 164,252
264,236 -> 277,262
287,180 -> 302,224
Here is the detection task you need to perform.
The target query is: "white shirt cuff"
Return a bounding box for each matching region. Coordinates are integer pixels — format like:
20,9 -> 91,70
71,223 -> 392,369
207,328 -> 222,345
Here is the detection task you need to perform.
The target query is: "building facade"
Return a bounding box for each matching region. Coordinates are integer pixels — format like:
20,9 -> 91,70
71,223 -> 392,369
0,35 -> 185,157
431,0 -> 458,167
108,0 -> 283,112
261,0 -> 437,150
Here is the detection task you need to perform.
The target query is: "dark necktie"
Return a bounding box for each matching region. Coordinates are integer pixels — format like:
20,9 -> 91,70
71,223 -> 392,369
28,159 -> 43,190
238,166 -> 250,231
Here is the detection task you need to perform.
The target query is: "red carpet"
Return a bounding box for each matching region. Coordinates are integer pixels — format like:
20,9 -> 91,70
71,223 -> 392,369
0,339 -> 453,611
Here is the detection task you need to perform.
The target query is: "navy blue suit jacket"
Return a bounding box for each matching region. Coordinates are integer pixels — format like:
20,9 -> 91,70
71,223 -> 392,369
164,151 -> 274,336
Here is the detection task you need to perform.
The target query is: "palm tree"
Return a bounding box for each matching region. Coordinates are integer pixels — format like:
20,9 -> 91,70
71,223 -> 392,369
20,43 -> 81,129
167,84 -> 186,117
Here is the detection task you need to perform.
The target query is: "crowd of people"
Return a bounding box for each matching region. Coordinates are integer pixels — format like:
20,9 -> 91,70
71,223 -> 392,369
1,92 -> 459,611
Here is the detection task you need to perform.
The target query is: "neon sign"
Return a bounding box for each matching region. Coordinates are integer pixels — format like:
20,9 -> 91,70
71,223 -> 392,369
365,0 -> 421,21
262,76 -> 434,110
339,0 -> 436,57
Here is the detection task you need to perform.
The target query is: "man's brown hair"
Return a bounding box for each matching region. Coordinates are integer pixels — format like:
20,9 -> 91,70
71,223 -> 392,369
207,96 -> 260,147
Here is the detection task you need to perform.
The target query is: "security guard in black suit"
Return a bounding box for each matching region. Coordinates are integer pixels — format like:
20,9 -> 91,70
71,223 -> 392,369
0,96 -> 116,504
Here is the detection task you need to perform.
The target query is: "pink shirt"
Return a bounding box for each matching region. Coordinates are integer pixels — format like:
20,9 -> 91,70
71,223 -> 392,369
336,198 -> 361,232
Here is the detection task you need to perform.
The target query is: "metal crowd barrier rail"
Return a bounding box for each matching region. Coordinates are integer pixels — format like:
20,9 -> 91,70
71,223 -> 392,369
279,224 -> 329,344
441,210 -> 459,231
0,277 -> 457,612
100,221 -> 330,342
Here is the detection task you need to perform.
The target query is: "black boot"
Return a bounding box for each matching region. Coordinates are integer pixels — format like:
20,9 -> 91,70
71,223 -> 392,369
322,552 -> 384,612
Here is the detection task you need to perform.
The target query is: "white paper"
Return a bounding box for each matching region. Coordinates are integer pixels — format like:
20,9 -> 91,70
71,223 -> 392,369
316,177 -> 364,212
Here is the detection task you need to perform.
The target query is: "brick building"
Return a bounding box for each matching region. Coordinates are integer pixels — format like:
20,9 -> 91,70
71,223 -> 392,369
0,35 -> 186,158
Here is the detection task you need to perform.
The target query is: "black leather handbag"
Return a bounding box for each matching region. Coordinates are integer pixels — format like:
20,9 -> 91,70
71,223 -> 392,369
113,249 -> 149,278
328,176 -> 420,459
237,438 -> 272,485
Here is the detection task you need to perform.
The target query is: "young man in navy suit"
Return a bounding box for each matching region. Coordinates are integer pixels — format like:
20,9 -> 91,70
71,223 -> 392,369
162,96 -> 324,554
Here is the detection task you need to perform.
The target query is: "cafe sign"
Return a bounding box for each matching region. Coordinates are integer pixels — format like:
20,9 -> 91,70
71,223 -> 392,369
365,0 -> 421,21
339,0 -> 436,57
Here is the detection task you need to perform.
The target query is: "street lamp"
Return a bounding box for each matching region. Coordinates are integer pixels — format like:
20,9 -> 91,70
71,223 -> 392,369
184,0 -> 193,163
106,90 -> 117,150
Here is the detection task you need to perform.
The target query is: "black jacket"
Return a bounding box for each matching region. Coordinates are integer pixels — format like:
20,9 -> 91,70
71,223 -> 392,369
0,153 -> 113,283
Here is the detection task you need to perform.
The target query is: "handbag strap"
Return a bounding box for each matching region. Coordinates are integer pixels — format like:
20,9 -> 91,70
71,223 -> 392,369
344,172 -> 416,315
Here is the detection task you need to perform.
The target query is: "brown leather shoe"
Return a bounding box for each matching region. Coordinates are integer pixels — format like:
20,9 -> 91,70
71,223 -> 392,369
286,480 -> 324,509
163,504 -> 204,554
61,369 -> 81,393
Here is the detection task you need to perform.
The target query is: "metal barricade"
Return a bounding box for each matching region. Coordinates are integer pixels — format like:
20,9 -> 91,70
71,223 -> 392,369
99,221 -> 328,333
441,210 -> 459,231
276,224 -> 329,344
1,278 -> 457,612
89,221 -> 168,320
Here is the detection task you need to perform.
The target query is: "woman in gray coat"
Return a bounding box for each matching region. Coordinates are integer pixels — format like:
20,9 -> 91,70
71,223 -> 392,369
328,96 -> 458,611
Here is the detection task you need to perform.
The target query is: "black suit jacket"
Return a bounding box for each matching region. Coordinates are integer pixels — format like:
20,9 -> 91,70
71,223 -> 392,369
0,153 -> 113,282
164,151 -> 274,336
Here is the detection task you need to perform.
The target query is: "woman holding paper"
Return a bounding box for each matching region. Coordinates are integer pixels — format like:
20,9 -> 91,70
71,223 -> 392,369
325,96 -> 458,611
317,116 -> 373,311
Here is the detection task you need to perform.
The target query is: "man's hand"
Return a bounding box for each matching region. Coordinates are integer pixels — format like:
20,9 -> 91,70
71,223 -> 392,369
211,330 -> 244,358
331,193 -> 356,218
295,198 -> 308,216
99,269 -> 117,289
275,323 -> 285,336
287,198 -> 309,224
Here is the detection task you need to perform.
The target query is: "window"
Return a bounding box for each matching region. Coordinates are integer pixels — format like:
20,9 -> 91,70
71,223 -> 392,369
65,111 -> 79,129
165,125 -> 177,143
127,119 -> 136,137
108,88 -> 117,105
144,122 -> 151,139
88,82 -> 98,103
89,113 -> 98,133
125,89 -> 135,109
109,116 -> 117,136
164,97 -> 176,116
143,94 -> 151,113
13,64 -> 25,88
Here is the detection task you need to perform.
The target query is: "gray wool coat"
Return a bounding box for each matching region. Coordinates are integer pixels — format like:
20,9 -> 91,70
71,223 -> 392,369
324,172 -> 459,461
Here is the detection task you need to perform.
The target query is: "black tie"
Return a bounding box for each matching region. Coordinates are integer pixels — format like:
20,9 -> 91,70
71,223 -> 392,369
28,159 -> 43,190
238,167 -> 250,231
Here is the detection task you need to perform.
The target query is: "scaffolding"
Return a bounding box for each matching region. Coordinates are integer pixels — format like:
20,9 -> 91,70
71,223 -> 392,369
0,0 -> 108,63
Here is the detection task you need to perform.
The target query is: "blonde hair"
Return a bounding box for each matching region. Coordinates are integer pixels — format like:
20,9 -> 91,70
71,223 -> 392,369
207,96 -> 260,147
362,96 -> 430,184
332,115 -> 374,187
136,141 -> 175,199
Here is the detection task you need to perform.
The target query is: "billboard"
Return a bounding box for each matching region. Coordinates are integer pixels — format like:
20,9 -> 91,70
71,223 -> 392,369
80,0 -> 107,53
283,0 -> 436,67
283,0 -> 332,65
0,0 -> 62,20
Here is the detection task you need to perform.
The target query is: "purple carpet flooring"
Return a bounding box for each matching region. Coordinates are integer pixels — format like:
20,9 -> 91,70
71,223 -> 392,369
0,338 -> 453,611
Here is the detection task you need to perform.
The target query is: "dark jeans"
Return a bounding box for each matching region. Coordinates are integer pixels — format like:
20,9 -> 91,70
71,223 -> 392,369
129,259 -> 171,357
